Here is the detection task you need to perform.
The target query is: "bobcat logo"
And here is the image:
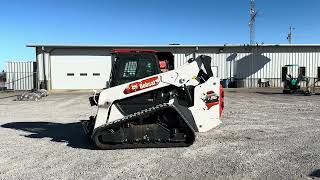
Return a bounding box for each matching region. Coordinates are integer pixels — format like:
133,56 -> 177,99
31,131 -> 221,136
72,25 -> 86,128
124,76 -> 160,94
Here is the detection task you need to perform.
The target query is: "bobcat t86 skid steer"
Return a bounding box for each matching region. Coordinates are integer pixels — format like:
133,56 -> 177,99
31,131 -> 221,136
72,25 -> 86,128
82,49 -> 224,149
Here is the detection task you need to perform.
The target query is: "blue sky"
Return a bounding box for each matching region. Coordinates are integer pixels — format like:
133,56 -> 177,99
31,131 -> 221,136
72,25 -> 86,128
1,0 -> 320,70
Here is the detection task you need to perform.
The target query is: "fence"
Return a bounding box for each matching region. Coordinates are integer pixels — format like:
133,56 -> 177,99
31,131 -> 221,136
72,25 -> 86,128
3,61 -> 37,91
4,72 -> 37,90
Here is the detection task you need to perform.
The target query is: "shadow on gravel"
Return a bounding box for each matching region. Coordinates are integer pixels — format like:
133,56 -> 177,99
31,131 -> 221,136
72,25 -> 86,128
309,169 -> 320,178
1,121 -> 94,150
0,95 -> 17,99
255,92 -> 284,95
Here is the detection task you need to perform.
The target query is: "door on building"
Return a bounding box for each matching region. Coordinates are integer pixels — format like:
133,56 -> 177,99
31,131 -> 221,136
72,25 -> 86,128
51,55 -> 111,89
282,66 -> 288,81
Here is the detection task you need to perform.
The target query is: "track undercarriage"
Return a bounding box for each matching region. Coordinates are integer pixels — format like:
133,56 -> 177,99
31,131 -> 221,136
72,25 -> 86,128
82,103 -> 195,150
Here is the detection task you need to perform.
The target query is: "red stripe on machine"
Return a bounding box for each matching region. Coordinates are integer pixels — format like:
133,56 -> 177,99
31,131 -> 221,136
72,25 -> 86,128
123,76 -> 160,94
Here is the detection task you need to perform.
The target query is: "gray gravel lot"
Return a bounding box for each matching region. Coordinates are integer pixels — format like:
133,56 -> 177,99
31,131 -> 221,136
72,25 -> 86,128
0,89 -> 320,179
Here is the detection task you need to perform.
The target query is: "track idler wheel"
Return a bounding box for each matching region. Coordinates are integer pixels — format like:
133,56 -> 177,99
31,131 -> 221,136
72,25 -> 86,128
92,130 -> 117,150
93,130 -> 108,150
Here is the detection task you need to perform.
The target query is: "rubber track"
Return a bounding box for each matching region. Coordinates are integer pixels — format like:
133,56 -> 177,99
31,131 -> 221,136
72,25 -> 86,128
93,103 -> 195,149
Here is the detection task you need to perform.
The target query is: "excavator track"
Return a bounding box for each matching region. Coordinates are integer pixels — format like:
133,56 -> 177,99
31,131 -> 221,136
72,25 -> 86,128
91,103 -> 196,150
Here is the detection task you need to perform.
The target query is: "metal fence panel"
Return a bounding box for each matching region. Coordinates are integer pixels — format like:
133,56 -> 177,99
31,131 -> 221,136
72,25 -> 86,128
5,61 -> 36,90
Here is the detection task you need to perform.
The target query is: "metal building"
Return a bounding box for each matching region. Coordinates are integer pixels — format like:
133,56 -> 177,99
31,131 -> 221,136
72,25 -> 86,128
26,44 -> 320,90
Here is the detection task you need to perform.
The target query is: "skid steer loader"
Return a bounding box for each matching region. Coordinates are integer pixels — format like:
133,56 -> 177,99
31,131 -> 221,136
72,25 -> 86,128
82,49 -> 224,149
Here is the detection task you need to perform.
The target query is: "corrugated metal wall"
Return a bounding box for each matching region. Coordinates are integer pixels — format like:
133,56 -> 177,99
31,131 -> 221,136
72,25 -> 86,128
33,45 -> 320,89
176,46 -> 320,88
5,61 -> 36,90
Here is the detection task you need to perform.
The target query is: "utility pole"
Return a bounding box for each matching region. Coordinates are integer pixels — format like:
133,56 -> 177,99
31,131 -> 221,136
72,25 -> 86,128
287,26 -> 295,44
249,0 -> 258,45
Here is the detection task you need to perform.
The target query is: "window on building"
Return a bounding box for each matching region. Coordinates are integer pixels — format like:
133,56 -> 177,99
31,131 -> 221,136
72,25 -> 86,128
80,73 -> 87,76
299,67 -> 306,76
93,73 -> 100,76
318,67 -> 320,79
281,67 -> 288,81
67,73 -> 74,76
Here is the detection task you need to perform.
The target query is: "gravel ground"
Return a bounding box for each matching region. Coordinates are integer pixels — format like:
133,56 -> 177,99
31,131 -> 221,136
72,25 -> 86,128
0,89 -> 320,179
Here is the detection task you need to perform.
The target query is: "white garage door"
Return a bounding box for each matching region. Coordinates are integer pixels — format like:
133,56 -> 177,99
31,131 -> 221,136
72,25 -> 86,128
51,55 -> 111,89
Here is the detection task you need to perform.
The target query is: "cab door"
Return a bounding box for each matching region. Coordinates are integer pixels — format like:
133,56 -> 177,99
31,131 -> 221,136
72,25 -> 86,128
111,53 -> 161,115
